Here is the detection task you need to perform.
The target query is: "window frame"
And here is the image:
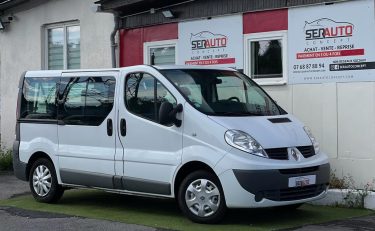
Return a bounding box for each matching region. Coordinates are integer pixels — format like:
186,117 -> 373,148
143,39 -> 178,65
124,71 -> 177,126
244,31 -> 287,86
43,21 -> 80,70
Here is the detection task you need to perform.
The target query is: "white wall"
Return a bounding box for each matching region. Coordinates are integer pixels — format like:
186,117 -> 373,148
0,0 -> 114,147
264,82 -> 375,187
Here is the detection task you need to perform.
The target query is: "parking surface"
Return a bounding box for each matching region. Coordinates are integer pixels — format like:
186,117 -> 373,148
0,173 -> 155,231
287,215 -> 375,231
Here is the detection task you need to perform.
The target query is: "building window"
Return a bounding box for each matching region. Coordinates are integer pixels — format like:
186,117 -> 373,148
45,22 -> 80,70
144,40 -> 177,65
244,31 -> 287,85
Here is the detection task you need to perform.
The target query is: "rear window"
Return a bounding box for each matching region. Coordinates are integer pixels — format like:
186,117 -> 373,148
19,76 -> 116,126
20,77 -> 58,120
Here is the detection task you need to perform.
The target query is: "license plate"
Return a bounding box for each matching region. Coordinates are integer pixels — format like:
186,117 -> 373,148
288,175 -> 316,187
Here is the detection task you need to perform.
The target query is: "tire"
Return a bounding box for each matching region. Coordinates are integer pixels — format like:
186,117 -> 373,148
29,158 -> 64,203
177,170 -> 226,224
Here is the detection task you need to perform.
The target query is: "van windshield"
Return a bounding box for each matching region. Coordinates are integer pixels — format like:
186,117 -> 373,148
160,69 -> 285,116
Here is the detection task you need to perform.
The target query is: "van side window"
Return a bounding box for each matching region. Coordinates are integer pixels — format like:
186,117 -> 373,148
125,73 -> 176,124
20,77 -> 58,120
59,76 -> 115,126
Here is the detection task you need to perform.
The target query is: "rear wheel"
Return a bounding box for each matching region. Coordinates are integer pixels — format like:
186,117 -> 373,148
177,170 -> 226,223
29,158 -> 64,203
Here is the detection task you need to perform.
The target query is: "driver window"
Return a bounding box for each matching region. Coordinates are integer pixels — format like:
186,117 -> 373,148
125,72 -> 177,124
216,76 -> 246,102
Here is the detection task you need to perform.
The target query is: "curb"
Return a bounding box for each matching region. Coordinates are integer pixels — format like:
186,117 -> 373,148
309,189 -> 375,210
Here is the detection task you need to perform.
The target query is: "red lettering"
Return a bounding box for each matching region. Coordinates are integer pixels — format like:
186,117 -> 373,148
330,27 -> 338,37
324,28 -> 331,37
324,25 -> 353,38
345,25 -> 353,36
221,38 -> 227,47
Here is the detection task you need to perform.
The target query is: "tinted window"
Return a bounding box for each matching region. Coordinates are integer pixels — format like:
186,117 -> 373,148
125,73 -> 176,123
20,77 -> 58,120
59,76 -> 115,125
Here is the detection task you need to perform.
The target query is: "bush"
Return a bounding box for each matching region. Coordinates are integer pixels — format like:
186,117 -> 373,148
0,150 -> 13,171
330,170 -> 374,208
330,171 -> 353,189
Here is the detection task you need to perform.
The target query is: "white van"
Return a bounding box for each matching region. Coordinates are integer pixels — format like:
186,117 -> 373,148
13,65 -> 330,223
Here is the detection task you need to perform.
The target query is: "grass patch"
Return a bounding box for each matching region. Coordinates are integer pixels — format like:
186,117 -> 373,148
0,190 -> 373,231
0,150 -> 12,171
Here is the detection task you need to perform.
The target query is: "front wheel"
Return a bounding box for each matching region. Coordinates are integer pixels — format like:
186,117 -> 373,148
177,170 -> 226,223
29,158 -> 64,203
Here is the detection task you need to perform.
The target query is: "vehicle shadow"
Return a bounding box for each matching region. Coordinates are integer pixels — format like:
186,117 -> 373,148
58,189 -> 318,226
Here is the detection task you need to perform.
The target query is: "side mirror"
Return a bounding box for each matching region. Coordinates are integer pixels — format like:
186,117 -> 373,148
159,102 -> 183,127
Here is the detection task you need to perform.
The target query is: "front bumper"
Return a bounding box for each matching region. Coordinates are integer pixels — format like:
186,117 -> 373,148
233,163 -> 330,202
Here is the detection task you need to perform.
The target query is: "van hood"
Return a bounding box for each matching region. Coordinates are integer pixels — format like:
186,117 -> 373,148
208,115 -> 312,149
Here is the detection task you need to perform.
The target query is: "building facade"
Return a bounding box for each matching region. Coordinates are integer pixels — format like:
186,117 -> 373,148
100,0 -> 375,187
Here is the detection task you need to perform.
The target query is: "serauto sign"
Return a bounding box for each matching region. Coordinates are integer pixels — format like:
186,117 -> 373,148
191,31 -> 228,50
178,15 -> 243,69
304,18 -> 354,40
288,0 -> 375,84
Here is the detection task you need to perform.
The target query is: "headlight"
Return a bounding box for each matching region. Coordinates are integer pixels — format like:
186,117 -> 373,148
224,130 -> 268,158
304,126 -> 320,154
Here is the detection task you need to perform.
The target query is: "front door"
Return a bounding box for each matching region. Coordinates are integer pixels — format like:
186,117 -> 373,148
117,68 -> 183,196
57,71 -> 118,188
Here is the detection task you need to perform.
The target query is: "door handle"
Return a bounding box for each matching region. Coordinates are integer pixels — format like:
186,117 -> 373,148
120,118 -> 126,136
107,118 -> 113,136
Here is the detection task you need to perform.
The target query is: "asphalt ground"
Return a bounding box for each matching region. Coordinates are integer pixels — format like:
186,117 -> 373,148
1,173 -> 374,231
0,173 -> 155,231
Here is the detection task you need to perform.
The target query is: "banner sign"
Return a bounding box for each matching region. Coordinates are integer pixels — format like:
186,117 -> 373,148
178,15 -> 243,69
288,0 -> 375,84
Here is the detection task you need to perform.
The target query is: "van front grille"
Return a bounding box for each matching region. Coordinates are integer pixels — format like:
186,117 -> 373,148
264,148 -> 288,160
265,145 -> 316,160
297,146 -> 316,158
262,184 -> 327,201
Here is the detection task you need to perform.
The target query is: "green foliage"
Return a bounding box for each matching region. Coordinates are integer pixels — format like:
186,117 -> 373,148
0,149 -> 13,171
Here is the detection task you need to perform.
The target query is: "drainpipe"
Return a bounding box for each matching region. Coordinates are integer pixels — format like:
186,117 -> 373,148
110,13 -> 120,68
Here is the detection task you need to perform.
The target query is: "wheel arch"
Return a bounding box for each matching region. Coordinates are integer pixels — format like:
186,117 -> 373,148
26,151 -> 54,181
173,161 -> 217,197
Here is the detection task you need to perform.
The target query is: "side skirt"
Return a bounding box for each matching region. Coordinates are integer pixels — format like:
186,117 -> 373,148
60,169 -> 172,197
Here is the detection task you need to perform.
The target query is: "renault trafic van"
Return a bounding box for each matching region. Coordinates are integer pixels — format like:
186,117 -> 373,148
13,65 -> 330,223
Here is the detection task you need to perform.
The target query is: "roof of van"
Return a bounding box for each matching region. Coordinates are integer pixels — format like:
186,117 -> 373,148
24,65 -> 236,77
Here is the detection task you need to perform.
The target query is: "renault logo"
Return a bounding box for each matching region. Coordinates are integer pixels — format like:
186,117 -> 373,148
290,148 -> 300,161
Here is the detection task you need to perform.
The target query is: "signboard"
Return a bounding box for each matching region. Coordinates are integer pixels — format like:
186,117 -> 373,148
288,0 -> 375,84
178,15 -> 243,69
